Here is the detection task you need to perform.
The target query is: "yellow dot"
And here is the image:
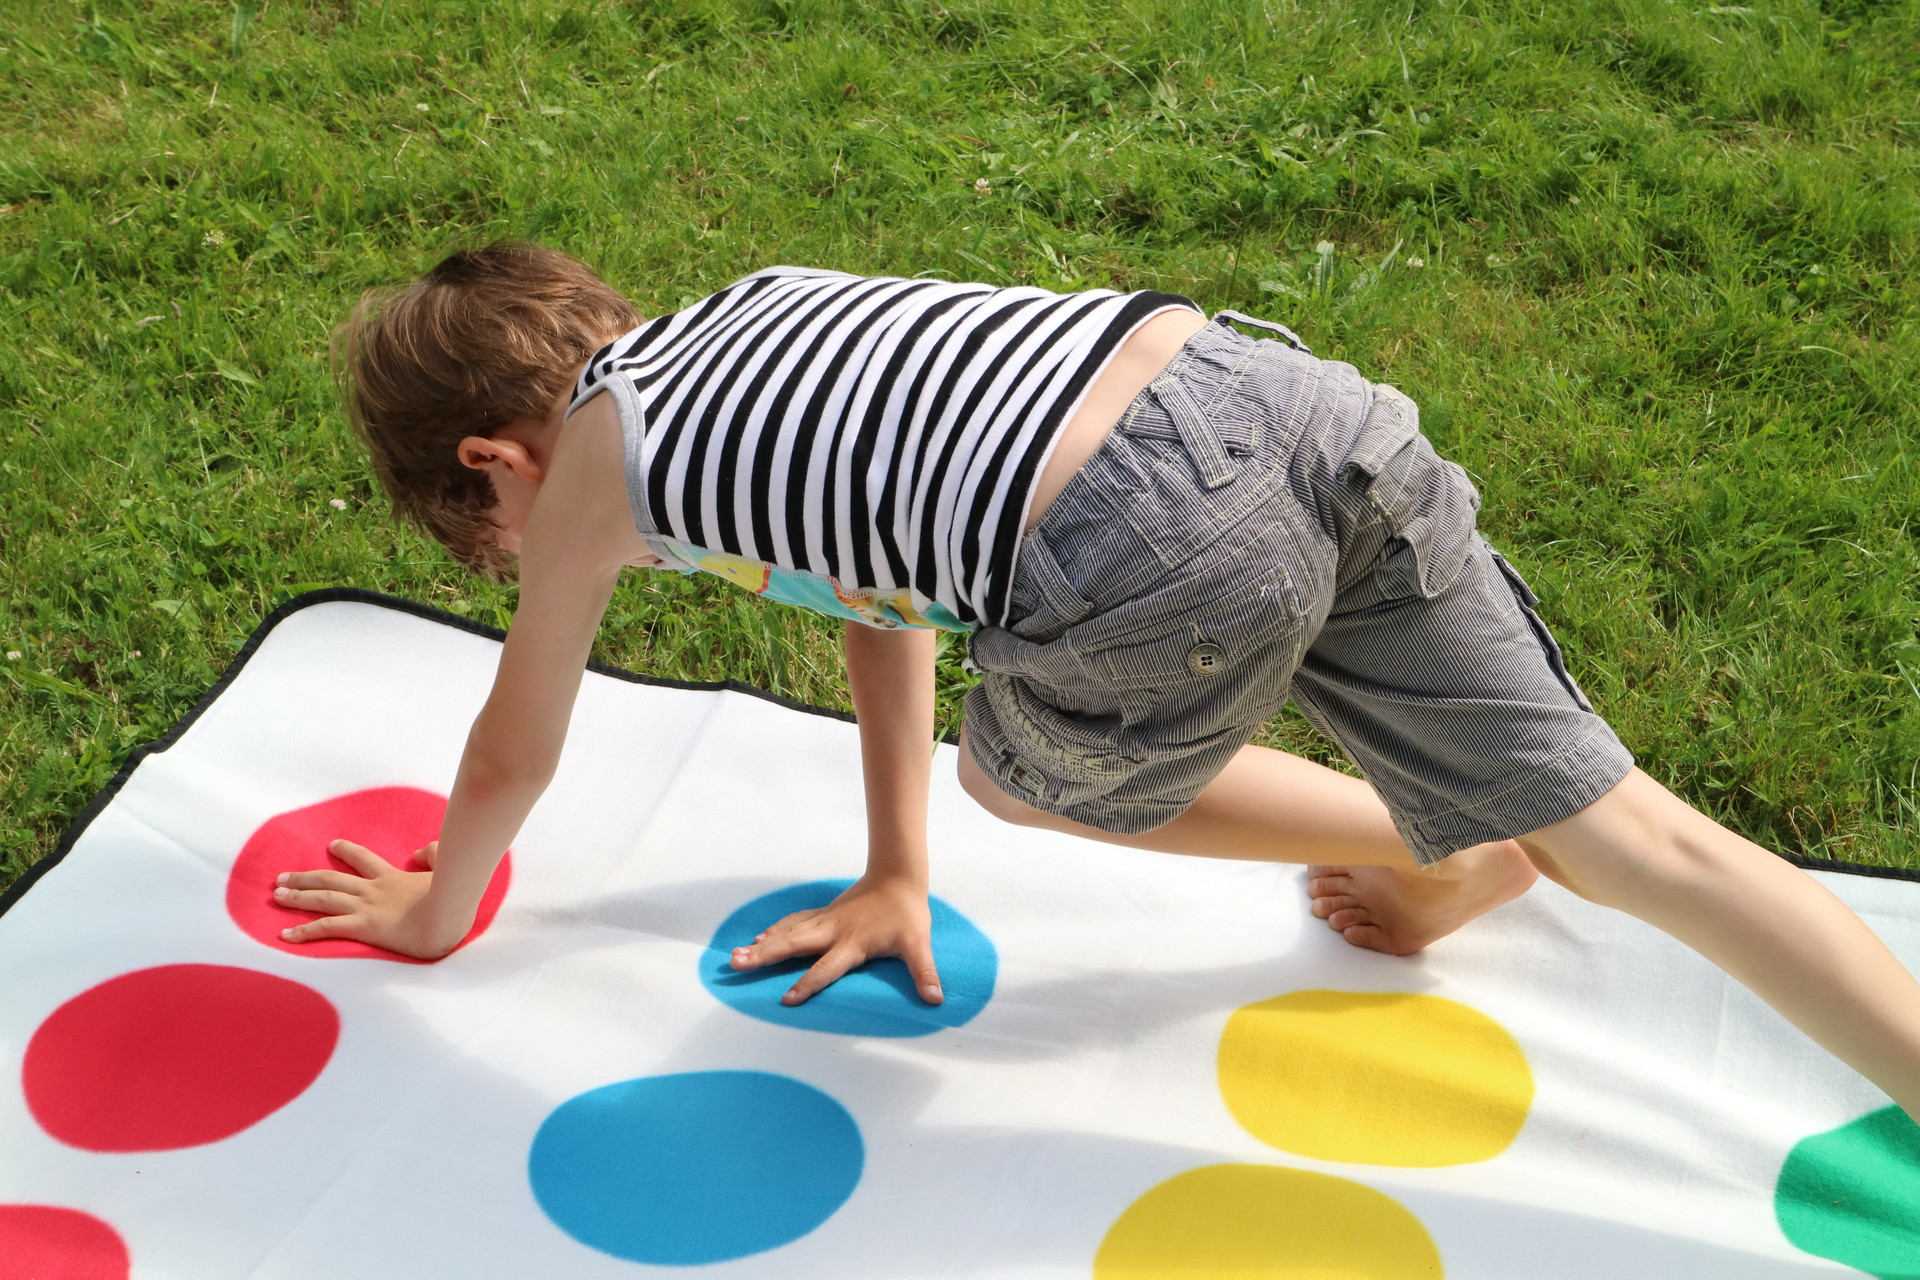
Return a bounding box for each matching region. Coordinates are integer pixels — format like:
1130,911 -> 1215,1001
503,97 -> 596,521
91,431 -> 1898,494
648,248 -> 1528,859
1218,990 -> 1532,1167
1094,1163 -> 1442,1279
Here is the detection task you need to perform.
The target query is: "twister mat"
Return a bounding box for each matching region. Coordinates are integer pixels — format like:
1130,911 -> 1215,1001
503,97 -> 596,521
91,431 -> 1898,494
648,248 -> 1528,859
3,591 -> 1918,1278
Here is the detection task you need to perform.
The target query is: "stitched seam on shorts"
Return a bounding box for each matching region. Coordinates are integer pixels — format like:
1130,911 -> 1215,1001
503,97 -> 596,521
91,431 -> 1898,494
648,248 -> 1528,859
1402,720 -> 1619,836
1195,343 -> 1257,418
1115,331 -> 1258,437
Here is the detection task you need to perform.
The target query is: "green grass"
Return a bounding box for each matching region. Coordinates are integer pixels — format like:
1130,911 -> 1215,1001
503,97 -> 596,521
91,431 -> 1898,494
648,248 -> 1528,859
3,0 -> 1917,885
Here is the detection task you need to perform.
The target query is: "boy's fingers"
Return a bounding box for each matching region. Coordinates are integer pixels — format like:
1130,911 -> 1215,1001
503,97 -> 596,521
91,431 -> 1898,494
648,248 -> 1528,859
903,936 -> 944,1005
274,887 -> 361,916
731,923 -> 829,970
278,869 -> 365,894
783,946 -> 864,1005
762,907 -> 822,938
280,914 -> 359,944
327,839 -> 393,879
414,840 -> 439,870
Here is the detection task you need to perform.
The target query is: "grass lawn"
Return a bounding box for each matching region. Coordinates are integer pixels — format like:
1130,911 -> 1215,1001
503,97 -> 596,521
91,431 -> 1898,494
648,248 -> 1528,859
2,0 -> 1916,887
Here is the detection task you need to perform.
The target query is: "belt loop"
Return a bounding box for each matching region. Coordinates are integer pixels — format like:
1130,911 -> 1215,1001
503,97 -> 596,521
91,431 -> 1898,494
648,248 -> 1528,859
1148,375 -> 1237,491
1212,308 -> 1312,355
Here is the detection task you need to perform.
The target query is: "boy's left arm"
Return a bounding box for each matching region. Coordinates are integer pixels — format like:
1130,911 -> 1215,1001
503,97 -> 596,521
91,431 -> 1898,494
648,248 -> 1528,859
727,623 -> 944,1006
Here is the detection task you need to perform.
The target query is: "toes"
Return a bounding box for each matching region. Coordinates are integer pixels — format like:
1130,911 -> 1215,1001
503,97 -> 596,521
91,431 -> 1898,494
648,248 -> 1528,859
1306,874 -> 1354,898
1339,922 -> 1393,952
1310,893 -> 1361,920
1327,905 -> 1373,931
1343,923 -> 1421,957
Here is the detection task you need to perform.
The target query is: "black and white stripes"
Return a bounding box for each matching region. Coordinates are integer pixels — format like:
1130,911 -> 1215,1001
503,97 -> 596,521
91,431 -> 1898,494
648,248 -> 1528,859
569,267 -> 1197,628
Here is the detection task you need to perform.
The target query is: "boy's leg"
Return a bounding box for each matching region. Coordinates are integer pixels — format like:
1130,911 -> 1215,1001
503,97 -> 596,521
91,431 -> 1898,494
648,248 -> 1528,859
962,729 -> 1920,1118
957,729 -> 1539,954
1511,766 -> 1920,1119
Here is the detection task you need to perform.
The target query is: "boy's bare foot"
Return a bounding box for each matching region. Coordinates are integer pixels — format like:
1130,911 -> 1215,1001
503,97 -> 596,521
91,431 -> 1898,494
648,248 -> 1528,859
1307,841 -> 1539,955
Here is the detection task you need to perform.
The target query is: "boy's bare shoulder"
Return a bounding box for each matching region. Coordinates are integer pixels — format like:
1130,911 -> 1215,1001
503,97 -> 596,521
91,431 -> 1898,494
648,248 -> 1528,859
559,383 -> 622,452
527,393 -> 651,570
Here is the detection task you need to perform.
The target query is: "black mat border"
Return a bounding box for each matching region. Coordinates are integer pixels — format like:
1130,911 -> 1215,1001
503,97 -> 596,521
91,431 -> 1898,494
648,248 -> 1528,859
6,587 -> 1915,921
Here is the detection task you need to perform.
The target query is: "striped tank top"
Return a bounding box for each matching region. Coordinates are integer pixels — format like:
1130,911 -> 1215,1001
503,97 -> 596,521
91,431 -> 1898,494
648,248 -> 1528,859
568,267 -> 1198,631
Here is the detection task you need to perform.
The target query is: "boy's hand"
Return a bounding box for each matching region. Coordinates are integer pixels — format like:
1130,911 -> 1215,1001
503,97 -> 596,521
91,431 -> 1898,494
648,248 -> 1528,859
274,839 -> 466,961
728,875 -> 943,1007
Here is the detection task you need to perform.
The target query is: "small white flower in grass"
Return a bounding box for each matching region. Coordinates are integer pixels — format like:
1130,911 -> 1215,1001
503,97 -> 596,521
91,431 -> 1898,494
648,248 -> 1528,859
329,497 -> 348,511
5,651 -> 20,661
415,103 -> 430,112
734,115 -> 749,122
1407,257 -> 1425,268
203,229 -> 224,246
974,177 -> 992,195
1486,254 -> 1502,266
130,650 -> 141,659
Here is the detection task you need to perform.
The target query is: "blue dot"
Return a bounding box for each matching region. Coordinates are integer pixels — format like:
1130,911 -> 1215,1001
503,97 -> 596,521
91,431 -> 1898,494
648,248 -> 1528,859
528,1071 -> 863,1265
702,879 -> 997,1038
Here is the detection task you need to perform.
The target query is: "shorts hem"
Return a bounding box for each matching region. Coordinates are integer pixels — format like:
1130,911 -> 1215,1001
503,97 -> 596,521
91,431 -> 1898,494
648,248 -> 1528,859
1399,726 -> 1636,867
1038,795 -> 1193,837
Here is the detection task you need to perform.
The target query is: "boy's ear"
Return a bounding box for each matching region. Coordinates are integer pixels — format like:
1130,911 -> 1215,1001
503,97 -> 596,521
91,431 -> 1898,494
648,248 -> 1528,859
456,434 -> 544,482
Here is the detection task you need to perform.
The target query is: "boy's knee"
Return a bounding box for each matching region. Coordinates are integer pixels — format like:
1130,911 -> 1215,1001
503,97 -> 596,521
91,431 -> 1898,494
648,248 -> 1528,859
1516,770 -> 1723,908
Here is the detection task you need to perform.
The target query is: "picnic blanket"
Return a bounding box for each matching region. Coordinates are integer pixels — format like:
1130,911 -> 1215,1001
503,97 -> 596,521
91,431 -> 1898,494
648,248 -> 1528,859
3,590 -> 1917,1279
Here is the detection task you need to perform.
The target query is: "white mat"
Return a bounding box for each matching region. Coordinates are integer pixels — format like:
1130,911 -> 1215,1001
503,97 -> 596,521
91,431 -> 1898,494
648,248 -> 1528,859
2,592 -> 1916,1279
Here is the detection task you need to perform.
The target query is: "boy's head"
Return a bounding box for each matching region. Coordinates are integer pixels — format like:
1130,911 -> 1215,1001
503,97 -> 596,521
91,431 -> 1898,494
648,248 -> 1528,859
335,242 -> 642,577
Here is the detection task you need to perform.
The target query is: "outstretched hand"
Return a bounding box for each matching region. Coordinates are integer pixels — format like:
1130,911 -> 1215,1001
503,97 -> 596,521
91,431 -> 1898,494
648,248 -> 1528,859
728,875 -> 943,1007
274,839 -> 462,960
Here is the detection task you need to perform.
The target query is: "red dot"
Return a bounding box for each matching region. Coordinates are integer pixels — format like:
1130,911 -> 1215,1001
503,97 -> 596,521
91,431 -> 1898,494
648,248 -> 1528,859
0,1206 -> 129,1280
226,786 -> 511,961
23,965 -> 339,1152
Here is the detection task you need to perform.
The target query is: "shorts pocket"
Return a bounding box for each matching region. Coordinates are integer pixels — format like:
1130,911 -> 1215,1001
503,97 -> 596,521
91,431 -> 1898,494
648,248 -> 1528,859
1077,563 -> 1301,692
1489,548 -> 1595,713
1343,384 -> 1481,600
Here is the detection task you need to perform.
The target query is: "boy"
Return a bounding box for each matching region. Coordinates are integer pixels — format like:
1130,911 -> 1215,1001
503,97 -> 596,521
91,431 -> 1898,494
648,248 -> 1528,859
294,242 -> 1920,1124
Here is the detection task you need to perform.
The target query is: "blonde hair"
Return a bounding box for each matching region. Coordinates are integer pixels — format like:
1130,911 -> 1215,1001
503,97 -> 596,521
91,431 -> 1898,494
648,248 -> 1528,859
333,242 -> 642,577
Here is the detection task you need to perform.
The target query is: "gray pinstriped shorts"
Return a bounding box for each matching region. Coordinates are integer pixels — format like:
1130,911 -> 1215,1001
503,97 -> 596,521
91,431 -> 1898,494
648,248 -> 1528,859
962,316 -> 1634,866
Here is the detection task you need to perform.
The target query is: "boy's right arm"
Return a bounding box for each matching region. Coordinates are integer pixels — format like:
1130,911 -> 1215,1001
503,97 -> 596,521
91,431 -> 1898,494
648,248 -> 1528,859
275,395 -> 639,958
725,622 -> 945,1005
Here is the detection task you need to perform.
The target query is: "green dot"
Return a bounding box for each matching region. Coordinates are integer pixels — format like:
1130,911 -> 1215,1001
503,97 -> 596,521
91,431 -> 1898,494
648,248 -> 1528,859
1775,1105 -> 1920,1279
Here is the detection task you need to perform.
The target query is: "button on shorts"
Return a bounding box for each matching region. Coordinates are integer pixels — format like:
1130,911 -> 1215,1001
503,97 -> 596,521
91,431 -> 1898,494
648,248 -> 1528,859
962,316 -> 1635,866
